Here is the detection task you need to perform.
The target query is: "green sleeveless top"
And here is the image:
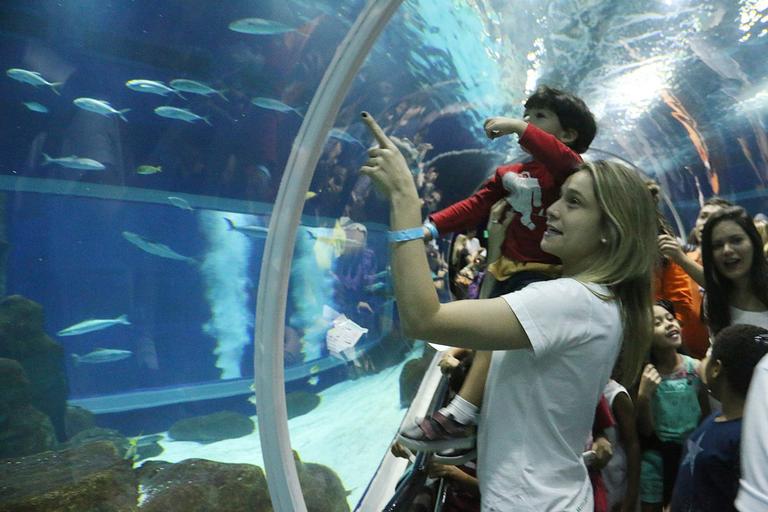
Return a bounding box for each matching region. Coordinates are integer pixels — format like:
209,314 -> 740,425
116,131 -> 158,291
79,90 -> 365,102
652,355 -> 702,443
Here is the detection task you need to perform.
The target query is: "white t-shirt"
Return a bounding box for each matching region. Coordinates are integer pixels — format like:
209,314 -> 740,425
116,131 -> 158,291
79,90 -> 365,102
736,353 -> 768,511
477,278 -> 623,512
729,306 -> 768,330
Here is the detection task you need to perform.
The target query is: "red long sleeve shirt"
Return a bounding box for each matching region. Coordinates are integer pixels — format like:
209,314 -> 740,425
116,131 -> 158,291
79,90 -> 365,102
429,124 -> 582,265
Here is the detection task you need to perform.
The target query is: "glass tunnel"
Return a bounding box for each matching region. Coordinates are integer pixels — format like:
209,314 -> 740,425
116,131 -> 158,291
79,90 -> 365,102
0,0 -> 766,510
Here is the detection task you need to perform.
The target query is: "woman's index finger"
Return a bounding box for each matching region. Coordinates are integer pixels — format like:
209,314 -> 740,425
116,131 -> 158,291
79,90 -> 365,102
361,112 -> 392,148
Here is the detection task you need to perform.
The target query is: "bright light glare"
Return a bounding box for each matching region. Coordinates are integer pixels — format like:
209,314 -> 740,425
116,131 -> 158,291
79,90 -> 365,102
603,60 -> 672,121
739,0 -> 768,41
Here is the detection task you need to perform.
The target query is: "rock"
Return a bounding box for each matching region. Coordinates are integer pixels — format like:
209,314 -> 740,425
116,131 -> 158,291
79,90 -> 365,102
294,451 -> 350,512
65,405 -> 96,439
0,440 -> 138,511
168,411 -> 254,443
0,404 -> 57,459
0,358 -> 30,414
0,296 -> 68,440
63,427 -> 130,457
137,458 -> 271,512
286,391 -> 321,419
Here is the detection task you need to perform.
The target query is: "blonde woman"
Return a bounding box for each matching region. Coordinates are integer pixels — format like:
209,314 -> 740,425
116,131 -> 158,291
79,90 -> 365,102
360,112 -> 656,511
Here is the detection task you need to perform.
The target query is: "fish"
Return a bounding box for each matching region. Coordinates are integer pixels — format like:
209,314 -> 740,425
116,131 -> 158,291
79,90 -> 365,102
6,68 -> 61,94
135,434 -> 164,447
57,314 -> 131,336
169,79 -> 227,101
42,153 -> 105,171
309,364 -> 321,374
248,394 -> 257,405
328,128 -> 364,147
126,79 -> 185,98
167,196 -> 193,211
23,101 -> 48,113
224,218 -> 269,238
251,97 -> 303,117
136,165 -> 162,175
305,191 -> 317,200
154,106 -> 211,125
228,17 -> 295,35
124,436 -> 139,461
122,231 -> 197,264
307,376 -> 319,386
73,98 -> 130,122
256,165 -> 271,179
72,348 -> 133,365
305,220 -> 362,254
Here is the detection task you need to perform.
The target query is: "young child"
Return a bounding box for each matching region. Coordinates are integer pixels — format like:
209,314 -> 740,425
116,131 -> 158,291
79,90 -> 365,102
400,85 -> 597,453
636,300 -> 710,511
602,377 -> 641,512
670,324 -> 768,512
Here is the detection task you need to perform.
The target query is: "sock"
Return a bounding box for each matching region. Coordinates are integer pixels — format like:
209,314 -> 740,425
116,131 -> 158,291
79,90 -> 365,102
439,395 -> 479,425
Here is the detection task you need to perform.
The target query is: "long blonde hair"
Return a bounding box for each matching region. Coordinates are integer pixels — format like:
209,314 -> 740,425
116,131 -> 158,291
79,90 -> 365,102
575,160 -> 657,386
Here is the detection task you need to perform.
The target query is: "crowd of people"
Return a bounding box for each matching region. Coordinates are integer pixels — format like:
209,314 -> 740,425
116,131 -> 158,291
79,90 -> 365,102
353,85 -> 767,512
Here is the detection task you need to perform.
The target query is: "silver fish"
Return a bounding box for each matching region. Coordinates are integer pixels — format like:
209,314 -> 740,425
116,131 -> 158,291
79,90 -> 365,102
122,231 -> 197,264
228,17 -> 294,35
224,218 -> 269,238
251,97 -> 303,117
154,106 -> 211,126
126,79 -> 185,98
169,79 -> 227,101
72,348 -> 133,365
329,128 -> 364,147
167,196 -> 193,211
73,97 -> 130,122
57,315 -> 131,336
6,68 -> 61,94
42,153 -> 105,171
23,101 -> 48,113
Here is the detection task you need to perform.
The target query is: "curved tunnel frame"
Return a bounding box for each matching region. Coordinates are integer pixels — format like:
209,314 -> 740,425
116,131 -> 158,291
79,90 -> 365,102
253,2 -> 405,511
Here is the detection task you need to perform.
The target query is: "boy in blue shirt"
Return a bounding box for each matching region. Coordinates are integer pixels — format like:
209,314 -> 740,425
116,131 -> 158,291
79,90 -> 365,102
671,324 -> 768,512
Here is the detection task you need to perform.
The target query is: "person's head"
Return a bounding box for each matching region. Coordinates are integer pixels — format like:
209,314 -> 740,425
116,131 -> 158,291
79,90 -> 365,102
701,206 -> 768,333
543,160 -> 657,385
644,178 -> 674,237
544,160 -> 657,283
343,221 -> 368,252
701,324 -> 768,401
693,197 -> 733,245
524,85 -> 597,154
651,300 -> 682,353
753,213 -> 768,257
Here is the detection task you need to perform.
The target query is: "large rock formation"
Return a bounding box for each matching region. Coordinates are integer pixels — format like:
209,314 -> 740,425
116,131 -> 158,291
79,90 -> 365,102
0,295 -> 68,441
137,458 -> 271,512
0,441 -> 138,511
0,357 -> 57,458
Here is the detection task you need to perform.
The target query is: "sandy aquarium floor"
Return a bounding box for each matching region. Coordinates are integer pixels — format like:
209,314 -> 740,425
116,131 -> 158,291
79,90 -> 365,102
141,355 -> 418,508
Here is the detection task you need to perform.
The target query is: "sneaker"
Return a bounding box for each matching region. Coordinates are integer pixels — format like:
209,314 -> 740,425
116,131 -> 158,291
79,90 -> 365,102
397,410 -> 476,452
432,447 -> 477,466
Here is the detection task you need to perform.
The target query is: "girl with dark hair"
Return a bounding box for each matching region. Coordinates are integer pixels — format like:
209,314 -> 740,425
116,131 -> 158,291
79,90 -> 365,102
636,300 -> 709,511
700,206 -> 768,334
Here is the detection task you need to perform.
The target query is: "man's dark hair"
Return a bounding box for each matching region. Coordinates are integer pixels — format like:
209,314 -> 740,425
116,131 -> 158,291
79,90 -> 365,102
712,324 -> 768,397
524,85 -> 597,153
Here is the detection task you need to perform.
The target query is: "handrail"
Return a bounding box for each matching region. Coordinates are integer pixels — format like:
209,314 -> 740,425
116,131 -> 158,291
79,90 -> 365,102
252,1 -> 404,511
